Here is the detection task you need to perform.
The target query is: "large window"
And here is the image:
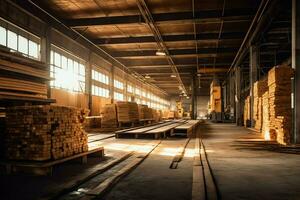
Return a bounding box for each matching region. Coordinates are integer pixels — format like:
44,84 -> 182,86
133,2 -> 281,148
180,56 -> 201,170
135,88 -> 141,96
0,23 -> 40,60
92,69 -> 109,85
114,79 -> 124,90
92,85 -> 109,98
50,48 -> 85,92
127,84 -> 133,93
114,92 -> 124,101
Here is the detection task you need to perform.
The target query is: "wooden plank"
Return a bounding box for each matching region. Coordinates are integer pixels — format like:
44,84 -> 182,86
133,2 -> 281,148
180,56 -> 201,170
146,123 -> 183,134
44,151 -> 133,199
85,141 -> 161,198
192,137 -> 205,200
126,122 -> 173,134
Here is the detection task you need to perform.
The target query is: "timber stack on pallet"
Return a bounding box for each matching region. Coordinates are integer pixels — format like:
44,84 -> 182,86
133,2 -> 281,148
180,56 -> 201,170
152,108 -> 159,122
4,105 -> 88,161
253,77 -> 268,131
101,104 -> 118,128
138,104 -> 153,120
268,65 -> 294,145
0,49 -> 49,101
116,102 -> 139,123
244,96 -> 250,127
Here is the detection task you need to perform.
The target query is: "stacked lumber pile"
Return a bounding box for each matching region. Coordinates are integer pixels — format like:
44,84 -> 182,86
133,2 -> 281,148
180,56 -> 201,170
5,105 -> 88,161
253,78 -> 268,131
167,111 -> 176,119
268,65 -> 294,144
83,116 -> 101,129
101,104 -> 118,128
116,102 -> 139,122
0,49 -> 49,100
152,109 -> 159,122
210,80 -> 222,113
157,110 -> 162,121
244,96 -> 250,127
162,110 -> 169,119
138,104 -> 153,120
262,91 -> 271,139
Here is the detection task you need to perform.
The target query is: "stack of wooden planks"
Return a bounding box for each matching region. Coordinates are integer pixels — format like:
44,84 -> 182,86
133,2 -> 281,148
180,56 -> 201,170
268,65 -> 294,144
262,91 -> 271,139
5,105 -> 88,161
138,104 -> 153,120
116,102 -> 139,123
253,78 -> 268,131
210,80 -> 222,113
244,96 -> 250,127
101,104 -> 118,128
0,49 -> 49,100
152,108 -> 159,122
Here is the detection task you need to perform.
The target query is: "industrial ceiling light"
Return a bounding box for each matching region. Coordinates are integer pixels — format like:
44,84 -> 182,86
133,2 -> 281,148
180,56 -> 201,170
186,96 -> 190,99
170,74 -> 176,78
145,74 -> 151,79
156,51 -> 166,56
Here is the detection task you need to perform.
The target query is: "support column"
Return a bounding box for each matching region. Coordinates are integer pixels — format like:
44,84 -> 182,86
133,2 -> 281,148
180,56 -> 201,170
229,71 -> 236,120
249,45 -> 259,127
110,66 -> 115,103
191,75 -> 196,119
41,26 -> 51,98
87,52 -> 92,114
235,66 -> 242,125
292,0 -> 300,143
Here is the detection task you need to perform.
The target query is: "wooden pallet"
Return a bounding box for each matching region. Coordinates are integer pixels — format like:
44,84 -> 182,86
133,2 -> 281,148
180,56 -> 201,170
0,147 -> 104,176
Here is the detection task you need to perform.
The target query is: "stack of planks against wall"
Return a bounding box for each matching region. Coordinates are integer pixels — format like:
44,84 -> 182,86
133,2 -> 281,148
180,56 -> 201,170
244,96 -> 250,127
267,65 -> 294,144
5,105 -> 88,161
253,77 -> 268,131
0,49 -> 49,100
246,65 -> 293,145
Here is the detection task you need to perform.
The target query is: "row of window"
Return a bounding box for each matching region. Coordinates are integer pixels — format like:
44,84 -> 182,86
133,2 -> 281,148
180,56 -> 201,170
92,85 -> 109,98
50,49 -> 85,92
92,70 -> 109,85
0,18 -> 170,108
0,25 -> 39,59
114,79 -> 124,90
114,92 -> 124,101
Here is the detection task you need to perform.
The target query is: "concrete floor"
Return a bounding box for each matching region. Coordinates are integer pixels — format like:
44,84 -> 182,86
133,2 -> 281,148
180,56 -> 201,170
0,123 -> 300,200
200,123 -> 300,200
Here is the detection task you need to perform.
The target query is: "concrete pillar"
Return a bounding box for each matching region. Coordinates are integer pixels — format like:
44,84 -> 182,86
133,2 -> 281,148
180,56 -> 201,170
235,66 -> 242,125
41,26 -> 51,98
249,45 -> 259,127
87,52 -> 92,114
110,66 -> 115,103
191,75 -> 196,119
230,71 -> 236,120
292,0 -> 300,143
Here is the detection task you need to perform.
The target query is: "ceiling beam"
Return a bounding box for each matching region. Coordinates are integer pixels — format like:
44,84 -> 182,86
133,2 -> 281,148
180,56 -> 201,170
65,8 -> 255,27
93,32 -> 245,45
111,47 -> 238,58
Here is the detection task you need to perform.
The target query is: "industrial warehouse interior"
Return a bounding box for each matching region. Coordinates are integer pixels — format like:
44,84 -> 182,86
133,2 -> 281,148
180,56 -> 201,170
0,0 -> 300,200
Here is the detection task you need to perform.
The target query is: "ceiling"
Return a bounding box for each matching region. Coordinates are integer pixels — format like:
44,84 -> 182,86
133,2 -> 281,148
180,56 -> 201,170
26,0 -> 291,96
